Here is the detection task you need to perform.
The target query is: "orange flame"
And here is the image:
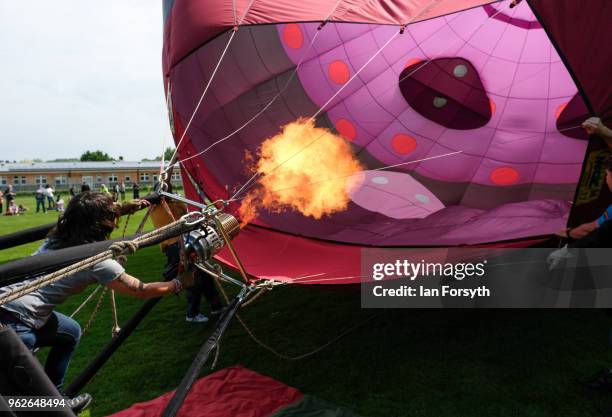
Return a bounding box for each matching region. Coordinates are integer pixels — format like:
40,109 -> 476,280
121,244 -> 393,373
239,118 -> 364,224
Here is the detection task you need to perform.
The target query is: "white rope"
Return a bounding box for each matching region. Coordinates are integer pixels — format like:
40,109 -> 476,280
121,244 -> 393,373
166,0 -> 258,167
229,30 -> 402,201
81,286 -> 108,335
159,80 -> 173,184
214,270 -> 380,361
110,289 -> 121,337
225,150 -> 462,204
169,30 -> 238,163
288,275 -> 367,284
70,285 -> 102,318
166,0 -> 346,172
175,0 -> 509,201
381,0 -> 512,113
235,311 -> 380,361
229,1 -> 515,201
230,0 -> 450,201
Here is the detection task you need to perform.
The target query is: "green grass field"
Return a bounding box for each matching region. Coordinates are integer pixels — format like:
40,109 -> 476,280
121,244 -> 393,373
2,197 -> 612,417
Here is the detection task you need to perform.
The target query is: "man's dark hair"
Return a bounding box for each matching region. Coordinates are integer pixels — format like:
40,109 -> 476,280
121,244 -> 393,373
48,192 -> 118,249
606,154 -> 612,172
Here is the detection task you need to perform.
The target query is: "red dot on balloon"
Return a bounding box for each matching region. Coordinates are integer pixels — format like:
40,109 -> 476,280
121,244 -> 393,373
489,99 -> 496,115
404,58 -> 423,69
283,24 -> 303,49
490,167 -> 519,185
391,134 -> 417,155
335,118 -> 356,141
555,102 -> 568,119
328,60 -> 350,85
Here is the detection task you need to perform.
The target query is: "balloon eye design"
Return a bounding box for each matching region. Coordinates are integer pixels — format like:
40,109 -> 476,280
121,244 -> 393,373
399,58 -> 492,130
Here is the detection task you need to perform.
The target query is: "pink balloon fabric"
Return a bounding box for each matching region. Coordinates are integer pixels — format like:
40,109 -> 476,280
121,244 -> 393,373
168,1 -> 589,246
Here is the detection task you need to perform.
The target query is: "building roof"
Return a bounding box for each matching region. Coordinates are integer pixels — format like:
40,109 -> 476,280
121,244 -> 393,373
0,161 -> 167,173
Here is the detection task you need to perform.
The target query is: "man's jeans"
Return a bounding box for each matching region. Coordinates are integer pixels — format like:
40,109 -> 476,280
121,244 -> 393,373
36,198 -> 46,213
163,243 -> 222,318
2,311 -> 81,390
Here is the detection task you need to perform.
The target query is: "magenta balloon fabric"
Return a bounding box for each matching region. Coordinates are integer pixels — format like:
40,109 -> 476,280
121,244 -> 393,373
161,0 -> 494,74
167,1 -> 590,246
528,0 -> 612,120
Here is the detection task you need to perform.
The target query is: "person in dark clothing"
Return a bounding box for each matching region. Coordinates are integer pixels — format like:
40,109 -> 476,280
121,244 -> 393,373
4,185 -> 15,214
81,183 -> 91,193
35,185 -> 46,213
569,120 -> 612,417
69,185 -> 76,198
111,183 -> 119,202
149,184 -> 224,322
132,182 -> 140,199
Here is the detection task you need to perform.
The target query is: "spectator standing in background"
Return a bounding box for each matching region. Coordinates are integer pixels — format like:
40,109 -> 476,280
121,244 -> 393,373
0,188 -> 3,214
35,185 -> 46,213
111,183 -> 119,202
45,184 -> 55,210
4,185 -> 15,215
69,185 -> 76,198
132,182 -> 140,199
81,183 -> 91,193
119,181 -> 126,201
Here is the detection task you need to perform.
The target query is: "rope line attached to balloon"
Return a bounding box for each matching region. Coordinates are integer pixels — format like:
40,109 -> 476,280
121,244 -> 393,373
230,0 -> 514,201
166,0 -> 258,168
66,205 -> 154,338
224,150 -> 463,204
166,0 -> 446,178
164,0 -> 347,173
167,0 -> 514,189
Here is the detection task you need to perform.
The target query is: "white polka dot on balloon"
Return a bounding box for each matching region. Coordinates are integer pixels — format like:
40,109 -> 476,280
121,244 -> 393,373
371,176 -> 389,185
433,97 -> 447,108
414,193 -> 430,203
453,64 -> 467,78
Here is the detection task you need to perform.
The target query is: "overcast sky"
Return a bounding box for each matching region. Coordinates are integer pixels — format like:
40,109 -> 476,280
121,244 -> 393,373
0,1 -> 170,162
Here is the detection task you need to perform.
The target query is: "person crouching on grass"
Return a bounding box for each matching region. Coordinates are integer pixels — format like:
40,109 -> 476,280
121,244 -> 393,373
0,192 -> 184,414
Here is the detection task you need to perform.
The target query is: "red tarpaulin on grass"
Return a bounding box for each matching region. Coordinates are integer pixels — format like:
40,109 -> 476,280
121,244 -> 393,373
107,366 -> 302,417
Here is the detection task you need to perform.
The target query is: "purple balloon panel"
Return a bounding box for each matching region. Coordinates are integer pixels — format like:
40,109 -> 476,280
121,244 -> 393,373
279,2 -> 587,187
169,1 -> 589,245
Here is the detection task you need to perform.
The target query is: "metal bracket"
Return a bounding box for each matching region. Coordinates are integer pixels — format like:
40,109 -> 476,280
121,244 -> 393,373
194,262 -> 246,289
159,190 -> 210,211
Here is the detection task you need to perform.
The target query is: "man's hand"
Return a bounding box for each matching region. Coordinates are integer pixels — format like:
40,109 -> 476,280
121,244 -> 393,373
117,199 -> 151,216
582,116 -> 612,146
582,117 -> 605,135
547,245 -> 573,271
